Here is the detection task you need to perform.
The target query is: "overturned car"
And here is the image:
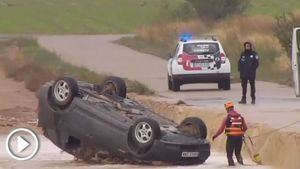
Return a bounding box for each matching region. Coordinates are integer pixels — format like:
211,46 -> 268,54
37,76 -> 210,165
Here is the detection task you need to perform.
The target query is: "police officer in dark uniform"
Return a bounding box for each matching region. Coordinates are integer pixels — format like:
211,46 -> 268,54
238,42 -> 259,104
212,102 -> 248,166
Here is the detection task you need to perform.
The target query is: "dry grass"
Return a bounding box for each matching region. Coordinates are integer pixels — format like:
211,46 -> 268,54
117,19 -> 208,58
119,14 -> 297,85
213,15 -> 293,84
136,19 -> 206,47
0,45 -> 56,91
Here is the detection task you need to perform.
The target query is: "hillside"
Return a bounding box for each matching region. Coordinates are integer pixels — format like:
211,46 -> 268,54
0,0 -> 182,34
0,0 -> 300,34
249,0 -> 300,16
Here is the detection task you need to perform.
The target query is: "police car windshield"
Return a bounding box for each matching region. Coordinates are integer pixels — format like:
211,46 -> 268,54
183,43 -> 219,55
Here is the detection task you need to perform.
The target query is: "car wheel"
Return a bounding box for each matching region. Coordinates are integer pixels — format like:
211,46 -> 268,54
178,117 -> 207,139
223,78 -> 231,90
171,79 -> 180,92
102,76 -> 127,98
218,81 -> 223,89
168,75 -> 172,90
52,76 -> 78,108
129,118 -> 161,154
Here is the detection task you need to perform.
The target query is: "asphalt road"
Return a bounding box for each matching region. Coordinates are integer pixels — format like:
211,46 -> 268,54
37,35 -> 300,132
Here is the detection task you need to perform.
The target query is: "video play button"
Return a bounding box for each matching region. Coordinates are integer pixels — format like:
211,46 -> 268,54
6,128 -> 39,161
17,136 -> 30,153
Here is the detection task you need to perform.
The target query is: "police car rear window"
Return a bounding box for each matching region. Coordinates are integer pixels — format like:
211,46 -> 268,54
183,43 -> 219,55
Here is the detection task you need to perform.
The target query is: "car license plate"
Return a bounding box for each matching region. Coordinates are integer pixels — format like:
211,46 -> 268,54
181,152 -> 199,158
193,62 -> 209,67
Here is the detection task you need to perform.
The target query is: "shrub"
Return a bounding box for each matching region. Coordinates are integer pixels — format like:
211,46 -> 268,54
171,2 -> 196,21
186,0 -> 250,21
274,12 -> 300,56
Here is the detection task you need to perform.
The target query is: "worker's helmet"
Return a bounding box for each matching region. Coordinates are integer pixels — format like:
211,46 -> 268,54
224,101 -> 234,109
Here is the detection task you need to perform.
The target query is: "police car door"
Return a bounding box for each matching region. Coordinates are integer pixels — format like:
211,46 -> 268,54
292,27 -> 300,97
168,44 -> 180,76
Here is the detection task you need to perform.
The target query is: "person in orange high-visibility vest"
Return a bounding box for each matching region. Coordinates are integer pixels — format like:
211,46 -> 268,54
212,101 -> 248,166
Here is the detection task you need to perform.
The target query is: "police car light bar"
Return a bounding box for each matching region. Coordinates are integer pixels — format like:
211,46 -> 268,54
179,34 -> 217,42
179,33 -> 193,42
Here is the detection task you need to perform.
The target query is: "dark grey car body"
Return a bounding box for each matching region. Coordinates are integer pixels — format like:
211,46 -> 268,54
38,80 -> 210,164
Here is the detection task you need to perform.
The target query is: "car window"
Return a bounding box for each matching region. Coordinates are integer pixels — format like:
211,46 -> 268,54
174,44 -> 180,57
183,43 -> 219,55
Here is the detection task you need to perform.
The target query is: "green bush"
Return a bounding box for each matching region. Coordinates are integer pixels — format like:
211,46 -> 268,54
171,2 -> 196,21
186,0 -> 250,21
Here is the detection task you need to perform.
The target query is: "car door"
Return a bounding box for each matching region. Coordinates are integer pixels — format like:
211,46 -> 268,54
168,44 -> 180,76
292,27 -> 300,97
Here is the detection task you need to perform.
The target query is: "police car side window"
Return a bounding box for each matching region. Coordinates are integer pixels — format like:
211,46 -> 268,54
297,29 -> 300,51
174,44 -> 180,58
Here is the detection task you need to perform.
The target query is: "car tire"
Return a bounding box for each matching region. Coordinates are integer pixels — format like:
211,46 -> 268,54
52,76 -> 78,108
223,78 -> 231,90
129,118 -> 161,154
168,75 -> 172,90
218,81 -> 223,90
179,117 -> 207,139
171,79 -> 180,92
102,76 -> 127,98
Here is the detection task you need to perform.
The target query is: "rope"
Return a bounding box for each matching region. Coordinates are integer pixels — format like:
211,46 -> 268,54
248,120 -> 300,139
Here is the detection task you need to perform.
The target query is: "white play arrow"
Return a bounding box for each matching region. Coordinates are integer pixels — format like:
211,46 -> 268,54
17,136 -> 30,153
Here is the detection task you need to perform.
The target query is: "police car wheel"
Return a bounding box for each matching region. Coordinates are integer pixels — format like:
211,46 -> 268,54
223,78 -> 231,90
171,79 -> 180,91
218,81 -> 223,89
168,75 -> 172,90
218,78 -> 231,90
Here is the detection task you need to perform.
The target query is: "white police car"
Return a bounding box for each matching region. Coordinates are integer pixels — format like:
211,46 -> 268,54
167,34 -> 231,91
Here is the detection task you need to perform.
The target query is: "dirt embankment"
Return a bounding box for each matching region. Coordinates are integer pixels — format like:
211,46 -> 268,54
0,69 -> 38,134
130,94 -> 300,169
